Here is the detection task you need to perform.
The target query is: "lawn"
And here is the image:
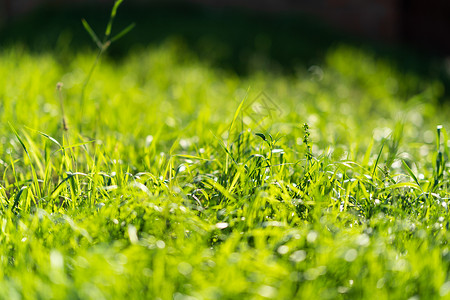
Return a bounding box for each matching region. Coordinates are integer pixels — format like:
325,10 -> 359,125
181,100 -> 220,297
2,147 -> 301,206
0,2 -> 450,299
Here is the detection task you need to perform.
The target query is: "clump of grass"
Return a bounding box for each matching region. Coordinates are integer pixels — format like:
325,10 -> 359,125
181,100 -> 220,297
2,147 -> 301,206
0,7 -> 450,299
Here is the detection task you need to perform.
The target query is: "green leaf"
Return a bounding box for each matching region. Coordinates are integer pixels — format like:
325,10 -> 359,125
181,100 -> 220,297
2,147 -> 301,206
362,139 -> 374,166
37,130 -> 62,148
9,123 -> 42,199
228,94 -> 247,135
255,133 -> 266,141
372,139 -> 385,178
436,125 -> 443,151
12,186 -> 27,212
111,0 -> 124,19
9,123 -> 29,156
105,0 -> 124,38
52,140 -> 95,155
82,18 -> 102,49
51,172 -> 88,199
402,159 -> 423,191
111,23 -> 136,43
383,181 -> 421,191
204,178 -> 236,203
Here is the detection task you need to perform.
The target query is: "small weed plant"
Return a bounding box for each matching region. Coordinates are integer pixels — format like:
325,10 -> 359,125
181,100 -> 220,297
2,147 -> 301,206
79,0 -> 135,130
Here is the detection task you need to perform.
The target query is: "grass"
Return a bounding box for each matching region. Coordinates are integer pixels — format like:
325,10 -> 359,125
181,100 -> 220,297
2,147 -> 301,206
1,3 -> 450,299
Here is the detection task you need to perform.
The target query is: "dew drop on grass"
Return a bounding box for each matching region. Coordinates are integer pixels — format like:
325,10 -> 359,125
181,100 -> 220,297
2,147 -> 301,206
391,160 -> 402,169
271,148 -> 284,154
50,250 -> 64,269
344,249 -> 357,262
165,117 -> 176,127
306,231 -> 318,243
257,285 -> 277,298
205,259 -> 216,268
156,240 -> 165,249
304,266 -> 326,280
376,278 -> 385,289
177,262 -> 193,276
337,286 -> 349,294
145,135 -> 153,147
424,130 -> 434,143
43,103 -> 55,114
440,281 -> 450,297
128,225 -> 138,244
419,145 -> 429,157
356,234 -> 370,247
179,139 -> 191,149
373,127 -> 392,141
289,250 -> 306,263
392,259 -> 408,271
277,245 -> 289,255
177,164 -> 186,173
215,222 -> 229,229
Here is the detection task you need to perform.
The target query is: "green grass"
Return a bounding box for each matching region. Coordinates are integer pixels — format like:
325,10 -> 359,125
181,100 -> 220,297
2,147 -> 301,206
1,4 -> 450,299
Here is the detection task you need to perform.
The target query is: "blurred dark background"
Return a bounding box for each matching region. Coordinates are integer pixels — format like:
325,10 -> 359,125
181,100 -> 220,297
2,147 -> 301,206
2,0 -> 450,55
1,0 -> 450,99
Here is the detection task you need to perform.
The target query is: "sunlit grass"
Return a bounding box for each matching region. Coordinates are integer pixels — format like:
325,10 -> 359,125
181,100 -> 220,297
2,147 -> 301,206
0,30 -> 450,299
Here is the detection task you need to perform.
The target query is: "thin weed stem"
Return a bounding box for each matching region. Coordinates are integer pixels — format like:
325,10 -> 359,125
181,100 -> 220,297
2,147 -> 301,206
79,0 -> 134,133
79,48 -> 103,131
57,82 -> 68,132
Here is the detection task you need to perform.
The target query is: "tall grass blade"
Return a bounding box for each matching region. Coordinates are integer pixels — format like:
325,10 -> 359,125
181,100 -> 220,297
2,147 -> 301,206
372,139 -> 385,178
9,123 -> 29,156
402,159 -> 423,192
111,23 -> 136,43
82,19 -> 102,49
12,186 -> 27,212
105,0 -> 124,39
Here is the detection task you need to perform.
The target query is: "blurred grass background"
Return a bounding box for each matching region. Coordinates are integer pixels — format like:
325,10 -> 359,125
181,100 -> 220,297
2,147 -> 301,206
0,1 -> 449,101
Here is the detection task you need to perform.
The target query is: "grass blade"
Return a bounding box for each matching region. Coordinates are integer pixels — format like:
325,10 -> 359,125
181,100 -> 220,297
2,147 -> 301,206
362,139 -> 374,166
111,23 -> 136,43
12,186 -> 27,212
229,94 -> 247,135
9,123 -> 29,156
383,181 -> 421,191
82,18 -> 102,49
255,133 -> 266,141
24,127 -> 62,148
402,159 -> 423,192
105,0 -> 124,38
372,139 -> 385,178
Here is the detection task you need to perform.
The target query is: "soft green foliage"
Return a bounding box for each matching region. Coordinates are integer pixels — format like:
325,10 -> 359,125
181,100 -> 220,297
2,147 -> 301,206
1,25 -> 450,300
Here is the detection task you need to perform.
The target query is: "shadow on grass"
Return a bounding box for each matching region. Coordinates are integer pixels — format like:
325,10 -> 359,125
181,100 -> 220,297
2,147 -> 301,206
1,2 -> 449,99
